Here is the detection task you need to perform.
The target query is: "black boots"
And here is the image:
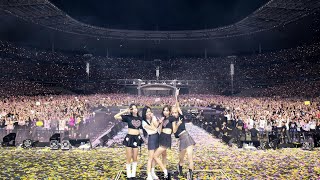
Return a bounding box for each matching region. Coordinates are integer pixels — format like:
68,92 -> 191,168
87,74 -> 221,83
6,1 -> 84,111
177,164 -> 183,176
187,169 -> 193,180
177,164 -> 193,180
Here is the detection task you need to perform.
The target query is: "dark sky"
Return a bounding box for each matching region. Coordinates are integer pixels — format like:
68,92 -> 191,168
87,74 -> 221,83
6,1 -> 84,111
50,0 -> 269,30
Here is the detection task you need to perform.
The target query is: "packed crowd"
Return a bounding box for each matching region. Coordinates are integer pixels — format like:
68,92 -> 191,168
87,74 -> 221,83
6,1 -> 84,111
0,40 -> 86,89
0,80 -> 66,97
212,95 -> 320,140
1,40 -> 320,97
0,95 -> 91,135
1,38 -> 320,139
249,80 -> 320,98
1,93 -> 319,137
239,42 -> 320,83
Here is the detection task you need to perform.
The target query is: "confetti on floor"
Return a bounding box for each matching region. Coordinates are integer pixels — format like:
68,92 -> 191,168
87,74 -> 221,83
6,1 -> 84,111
0,123 -> 319,179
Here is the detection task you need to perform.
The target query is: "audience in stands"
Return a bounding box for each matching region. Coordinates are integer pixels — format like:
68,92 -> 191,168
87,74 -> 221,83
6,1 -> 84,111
0,40 -> 320,145
1,40 -> 320,97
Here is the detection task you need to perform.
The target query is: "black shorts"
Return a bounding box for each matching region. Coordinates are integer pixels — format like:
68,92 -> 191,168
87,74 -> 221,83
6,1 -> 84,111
148,133 -> 159,150
123,134 -> 144,148
159,133 -> 172,149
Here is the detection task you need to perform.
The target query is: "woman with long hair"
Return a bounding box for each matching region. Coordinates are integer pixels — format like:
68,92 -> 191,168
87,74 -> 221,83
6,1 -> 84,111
152,104 -> 178,179
173,89 -> 196,179
142,106 -> 160,180
114,104 -> 144,179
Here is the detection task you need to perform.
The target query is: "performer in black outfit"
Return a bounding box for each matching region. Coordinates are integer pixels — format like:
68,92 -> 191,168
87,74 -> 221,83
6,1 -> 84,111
142,106 -> 160,180
114,104 -> 144,179
153,105 -> 177,179
172,89 -> 196,180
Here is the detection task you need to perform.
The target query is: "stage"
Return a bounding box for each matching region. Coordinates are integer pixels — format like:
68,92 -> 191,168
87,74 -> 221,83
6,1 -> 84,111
0,122 -> 319,179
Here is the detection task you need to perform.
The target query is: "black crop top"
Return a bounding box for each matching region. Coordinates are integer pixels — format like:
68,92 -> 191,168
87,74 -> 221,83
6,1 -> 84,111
174,114 -> 186,138
121,115 -> 142,129
162,116 -> 176,130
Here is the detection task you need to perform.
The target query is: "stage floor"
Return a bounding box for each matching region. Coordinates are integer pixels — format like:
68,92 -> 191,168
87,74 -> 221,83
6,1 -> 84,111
115,169 -> 227,180
0,124 -> 319,179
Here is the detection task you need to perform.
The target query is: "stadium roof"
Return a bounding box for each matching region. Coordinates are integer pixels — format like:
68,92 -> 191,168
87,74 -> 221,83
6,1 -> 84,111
49,0 -> 269,31
1,0 -> 320,40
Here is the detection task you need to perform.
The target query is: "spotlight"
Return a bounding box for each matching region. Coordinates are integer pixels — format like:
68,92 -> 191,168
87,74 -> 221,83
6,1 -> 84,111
22,139 -> 33,148
50,140 -> 59,150
61,140 -> 71,151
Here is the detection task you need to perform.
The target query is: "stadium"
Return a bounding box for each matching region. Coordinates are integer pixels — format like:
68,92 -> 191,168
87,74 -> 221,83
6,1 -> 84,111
0,0 -> 320,179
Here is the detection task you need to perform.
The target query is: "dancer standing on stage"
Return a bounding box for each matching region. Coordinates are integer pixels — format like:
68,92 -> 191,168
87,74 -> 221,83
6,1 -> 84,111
114,104 -> 144,179
152,104 -> 177,179
142,106 -> 160,180
173,89 -> 196,179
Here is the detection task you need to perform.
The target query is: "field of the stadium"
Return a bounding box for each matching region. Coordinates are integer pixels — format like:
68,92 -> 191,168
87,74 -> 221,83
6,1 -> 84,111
0,124 -> 319,180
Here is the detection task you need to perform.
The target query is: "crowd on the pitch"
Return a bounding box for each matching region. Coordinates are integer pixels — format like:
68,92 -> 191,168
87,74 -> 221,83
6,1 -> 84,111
1,94 -> 319,137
